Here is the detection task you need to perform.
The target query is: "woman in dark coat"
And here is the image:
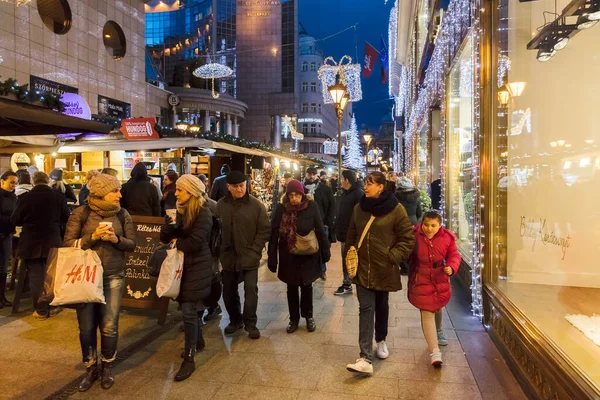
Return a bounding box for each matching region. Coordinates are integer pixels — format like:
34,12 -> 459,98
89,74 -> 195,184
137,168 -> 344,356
50,168 -> 77,204
268,179 -> 330,334
160,170 -> 179,215
394,176 -> 423,226
160,174 -> 213,382
345,172 -> 414,376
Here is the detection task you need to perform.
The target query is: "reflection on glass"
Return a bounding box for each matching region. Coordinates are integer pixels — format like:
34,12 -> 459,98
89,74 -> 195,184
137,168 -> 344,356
418,123 -> 429,191
446,33 -> 474,260
492,0 -> 600,390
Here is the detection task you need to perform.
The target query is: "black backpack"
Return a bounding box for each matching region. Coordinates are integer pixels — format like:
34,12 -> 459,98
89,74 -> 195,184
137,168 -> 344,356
210,216 -> 222,258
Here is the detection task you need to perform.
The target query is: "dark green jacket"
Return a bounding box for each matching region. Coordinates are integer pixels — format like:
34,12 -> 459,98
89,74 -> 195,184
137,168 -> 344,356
346,203 -> 414,291
216,192 -> 271,271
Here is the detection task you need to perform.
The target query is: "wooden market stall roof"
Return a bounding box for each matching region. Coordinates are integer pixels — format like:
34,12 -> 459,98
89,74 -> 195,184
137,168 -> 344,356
0,97 -> 112,136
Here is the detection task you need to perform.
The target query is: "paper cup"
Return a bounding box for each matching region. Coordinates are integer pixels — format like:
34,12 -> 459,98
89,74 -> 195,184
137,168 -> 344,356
99,221 -> 113,229
166,209 -> 177,224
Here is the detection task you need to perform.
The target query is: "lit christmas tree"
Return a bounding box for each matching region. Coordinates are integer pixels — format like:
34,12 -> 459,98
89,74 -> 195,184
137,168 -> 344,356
343,115 -> 364,169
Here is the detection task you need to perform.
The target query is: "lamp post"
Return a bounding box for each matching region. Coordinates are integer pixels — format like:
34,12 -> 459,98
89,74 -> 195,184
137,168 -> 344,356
362,132 -> 372,173
328,73 -> 349,194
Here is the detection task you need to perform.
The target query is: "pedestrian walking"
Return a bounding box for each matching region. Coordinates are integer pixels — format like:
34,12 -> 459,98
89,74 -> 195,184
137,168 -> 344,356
161,169 -> 179,215
345,172 -> 414,376
330,173 -> 339,194
11,172 -> 70,318
63,173 -> 136,392
394,176 -> 423,226
334,170 -> 364,296
78,169 -> 101,206
15,170 -> 33,198
50,168 -> 77,204
268,179 -> 330,333
0,170 -> 17,308
120,162 -> 160,216
408,210 -> 460,367
210,164 -> 231,201
160,175 -> 213,382
217,171 -> 270,340
202,192 -> 222,321
303,167 -> 334,280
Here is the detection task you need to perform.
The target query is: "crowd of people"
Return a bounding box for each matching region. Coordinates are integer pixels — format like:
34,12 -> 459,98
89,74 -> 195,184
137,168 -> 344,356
0,162 -> 460,389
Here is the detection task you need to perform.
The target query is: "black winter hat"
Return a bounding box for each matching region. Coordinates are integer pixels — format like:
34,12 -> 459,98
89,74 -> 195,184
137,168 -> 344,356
226,171 -> 246,184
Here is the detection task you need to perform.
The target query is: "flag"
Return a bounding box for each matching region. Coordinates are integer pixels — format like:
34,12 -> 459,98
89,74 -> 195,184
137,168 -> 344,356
380,36 -> 389,84
363,42 -> 379,78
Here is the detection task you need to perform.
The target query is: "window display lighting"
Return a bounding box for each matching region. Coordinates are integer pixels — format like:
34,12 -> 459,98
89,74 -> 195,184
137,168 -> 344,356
398,0 -> 485,319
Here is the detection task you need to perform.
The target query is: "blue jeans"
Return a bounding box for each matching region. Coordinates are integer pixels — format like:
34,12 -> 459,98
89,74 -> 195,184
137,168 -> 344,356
321,226 -> 329,273
181,300 -> 205,355
76,275 -> 125,367
0,236 -> 11,274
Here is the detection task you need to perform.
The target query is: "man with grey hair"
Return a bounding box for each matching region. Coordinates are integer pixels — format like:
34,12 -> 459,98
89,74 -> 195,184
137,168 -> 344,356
12,172 -> 71,319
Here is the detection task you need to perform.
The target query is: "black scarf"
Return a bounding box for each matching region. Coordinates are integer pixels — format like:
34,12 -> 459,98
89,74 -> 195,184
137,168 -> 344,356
359,190 -> 398,217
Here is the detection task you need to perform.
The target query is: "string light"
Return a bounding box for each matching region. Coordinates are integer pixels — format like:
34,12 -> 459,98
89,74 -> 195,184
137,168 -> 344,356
397,0 -> 485,319
192,62 -> 233,99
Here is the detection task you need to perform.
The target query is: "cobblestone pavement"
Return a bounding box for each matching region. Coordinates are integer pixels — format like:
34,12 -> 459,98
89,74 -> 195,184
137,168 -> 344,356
0,243 -> 526,399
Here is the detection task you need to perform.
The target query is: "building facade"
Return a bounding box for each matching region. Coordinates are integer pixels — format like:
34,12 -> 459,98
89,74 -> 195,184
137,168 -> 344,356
390,0 -> 600,398
297,34 -> 352,160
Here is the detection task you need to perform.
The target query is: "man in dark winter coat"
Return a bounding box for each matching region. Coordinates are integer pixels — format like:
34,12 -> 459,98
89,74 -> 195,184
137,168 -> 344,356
120,162 -> 160,216
394,177 -> 423,226
430,178 -> 442,211
304,167 -> 334,280
334,170 -> 364,296
210,164 -> 231,202
12,172 -> 70,318
0,170 -> 17,308
217,171 -> 270,340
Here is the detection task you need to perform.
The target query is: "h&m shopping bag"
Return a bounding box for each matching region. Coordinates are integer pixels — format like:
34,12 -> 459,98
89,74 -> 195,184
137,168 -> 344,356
156,243 -> 184,299
50,239 -> 105,306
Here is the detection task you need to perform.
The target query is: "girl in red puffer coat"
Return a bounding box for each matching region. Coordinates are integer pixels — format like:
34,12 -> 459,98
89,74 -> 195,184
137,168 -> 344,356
408,210 -> 461,368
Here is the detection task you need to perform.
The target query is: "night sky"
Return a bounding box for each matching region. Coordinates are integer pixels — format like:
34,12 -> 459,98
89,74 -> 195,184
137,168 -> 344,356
299,0 -> 395,132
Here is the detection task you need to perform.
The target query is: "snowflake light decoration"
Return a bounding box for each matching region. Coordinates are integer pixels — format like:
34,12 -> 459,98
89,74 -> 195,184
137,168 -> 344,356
318,56 -> 363,104
193,61 -> 233,99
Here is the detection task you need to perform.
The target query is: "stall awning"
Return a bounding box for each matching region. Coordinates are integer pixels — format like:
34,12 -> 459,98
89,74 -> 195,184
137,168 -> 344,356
58,137 -> 214,153
0,97 -> 112,135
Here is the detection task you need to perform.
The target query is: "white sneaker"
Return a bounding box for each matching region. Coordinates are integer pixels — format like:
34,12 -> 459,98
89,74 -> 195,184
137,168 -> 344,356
437,329 -> 448,346
346,358 -> 373,375
430,351 -> 443,367
376,341 -> 389,359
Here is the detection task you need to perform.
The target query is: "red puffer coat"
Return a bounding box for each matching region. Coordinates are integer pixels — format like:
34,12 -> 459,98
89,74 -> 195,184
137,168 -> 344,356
408,225 -> 461,312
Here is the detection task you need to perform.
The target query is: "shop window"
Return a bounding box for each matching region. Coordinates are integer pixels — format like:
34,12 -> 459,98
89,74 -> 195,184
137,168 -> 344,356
417,123 -> 429,191
302,82 -> 308,92
490,0 -> 600,388
310,82 -> 317,92
301,103 -> 308,113
302,62 -> 308,72
310,103 -> 316,113
37,0 -> 72,35
310,62 -> 316,71
103,21 -> 127,60
446,33 -> 474,260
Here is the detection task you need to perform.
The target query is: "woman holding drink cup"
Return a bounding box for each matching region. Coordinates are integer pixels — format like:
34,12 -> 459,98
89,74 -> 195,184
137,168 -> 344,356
63,174 -> 136,392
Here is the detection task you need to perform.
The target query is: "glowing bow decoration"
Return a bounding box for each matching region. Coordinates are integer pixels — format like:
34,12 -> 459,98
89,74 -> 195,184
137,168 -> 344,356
318,55 -> 363,104
193,57 -> 233,99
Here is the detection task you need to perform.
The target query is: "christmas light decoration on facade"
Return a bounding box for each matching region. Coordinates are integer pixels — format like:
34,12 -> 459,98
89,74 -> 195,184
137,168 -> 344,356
318,56 -> 363,104
343,115 -> 365,169
397,0 -> 485,320
193,59 -> 233,99
0,0 -> 30,6
282,115 -> 304,140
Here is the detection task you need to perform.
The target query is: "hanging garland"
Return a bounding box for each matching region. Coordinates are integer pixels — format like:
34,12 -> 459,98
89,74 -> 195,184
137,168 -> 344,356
0,76 -> 65,112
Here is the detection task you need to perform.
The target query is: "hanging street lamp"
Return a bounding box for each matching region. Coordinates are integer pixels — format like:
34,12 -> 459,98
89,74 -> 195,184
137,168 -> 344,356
328,73 -> 349,194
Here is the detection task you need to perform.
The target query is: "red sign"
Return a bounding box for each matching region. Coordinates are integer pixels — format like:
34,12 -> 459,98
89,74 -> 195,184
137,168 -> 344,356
120,118 -> 160,140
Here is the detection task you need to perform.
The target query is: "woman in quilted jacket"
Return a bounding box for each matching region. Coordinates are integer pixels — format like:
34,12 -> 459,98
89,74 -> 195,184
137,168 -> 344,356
408,210 -> 461,367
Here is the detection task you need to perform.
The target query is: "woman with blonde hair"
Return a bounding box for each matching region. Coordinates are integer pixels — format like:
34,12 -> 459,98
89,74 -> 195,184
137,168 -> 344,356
50,168 -> 77,204
160,174 -> 213,382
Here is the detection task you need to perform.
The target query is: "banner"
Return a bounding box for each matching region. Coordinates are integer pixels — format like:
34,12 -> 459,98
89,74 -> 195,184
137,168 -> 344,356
120,118 -> 160,140
30,75 -> 78,96
363,42 -> 378,78
98,95 -> 131,119
380,37 -> 389,84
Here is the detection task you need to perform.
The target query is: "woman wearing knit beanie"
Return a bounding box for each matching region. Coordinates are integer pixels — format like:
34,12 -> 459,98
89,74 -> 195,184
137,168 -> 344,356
63,173 -> 136,392
161,170 -> 179,215
160,174 -> 214,382
50,168 -> 77,204
267,179 -> 331,334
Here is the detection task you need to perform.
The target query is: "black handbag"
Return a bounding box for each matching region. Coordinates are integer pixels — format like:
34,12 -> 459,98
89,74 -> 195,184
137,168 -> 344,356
148,243 -> 172,277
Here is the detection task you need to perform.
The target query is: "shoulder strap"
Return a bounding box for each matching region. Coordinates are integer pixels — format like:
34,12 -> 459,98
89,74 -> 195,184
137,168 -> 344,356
80,205 -> 91,227
357,215 -> 376,249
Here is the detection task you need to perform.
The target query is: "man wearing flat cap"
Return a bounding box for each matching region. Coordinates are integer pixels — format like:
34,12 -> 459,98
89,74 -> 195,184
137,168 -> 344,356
216,171 -> 270,340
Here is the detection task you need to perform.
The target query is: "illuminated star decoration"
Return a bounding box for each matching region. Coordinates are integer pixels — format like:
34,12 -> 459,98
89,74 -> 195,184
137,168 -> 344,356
193,59 -> 233,99
318,55 -> 363,104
